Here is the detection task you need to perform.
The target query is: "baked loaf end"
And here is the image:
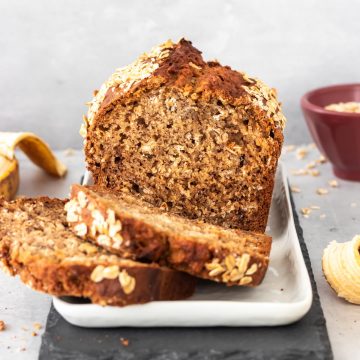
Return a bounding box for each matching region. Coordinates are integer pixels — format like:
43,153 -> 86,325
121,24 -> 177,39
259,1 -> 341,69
0,197 -> 196,306
83,38 -> 286,232
67,184 -> 272,287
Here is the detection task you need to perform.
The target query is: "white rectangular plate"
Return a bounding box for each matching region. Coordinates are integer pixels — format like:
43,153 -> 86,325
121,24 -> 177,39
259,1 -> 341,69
53,163 -> 312,327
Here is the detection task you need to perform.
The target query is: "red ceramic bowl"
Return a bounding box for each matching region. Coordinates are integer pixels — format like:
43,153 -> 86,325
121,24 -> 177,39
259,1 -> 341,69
301,84 -> 360,181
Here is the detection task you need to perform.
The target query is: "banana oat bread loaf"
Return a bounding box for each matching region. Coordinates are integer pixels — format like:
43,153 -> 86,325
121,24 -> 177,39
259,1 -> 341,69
67,184 -> 272,286
0,197 -> 196,306
82,39 -> 286,232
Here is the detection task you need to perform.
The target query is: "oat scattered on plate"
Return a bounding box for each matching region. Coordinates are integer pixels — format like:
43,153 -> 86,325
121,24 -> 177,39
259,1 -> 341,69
0,320 -> 6,331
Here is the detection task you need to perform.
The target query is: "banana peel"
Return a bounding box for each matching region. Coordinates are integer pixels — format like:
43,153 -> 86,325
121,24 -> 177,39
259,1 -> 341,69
322,235 -> 360,305
0,132 -> 67,200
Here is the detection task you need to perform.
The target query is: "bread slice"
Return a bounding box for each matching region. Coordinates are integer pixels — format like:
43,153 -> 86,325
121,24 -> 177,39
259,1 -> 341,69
67,184 -> 272,287
0,197 -> 196,306
82,38 -> 286,233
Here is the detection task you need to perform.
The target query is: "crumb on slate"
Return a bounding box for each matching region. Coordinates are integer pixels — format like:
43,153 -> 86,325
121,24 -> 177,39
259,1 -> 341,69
0,320 -> 6,331
120,337 -> 130,347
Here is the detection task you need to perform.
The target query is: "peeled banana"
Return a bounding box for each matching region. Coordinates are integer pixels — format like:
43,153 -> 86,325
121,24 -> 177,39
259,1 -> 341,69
322,235 -> 360,305
0,132 -> 67,200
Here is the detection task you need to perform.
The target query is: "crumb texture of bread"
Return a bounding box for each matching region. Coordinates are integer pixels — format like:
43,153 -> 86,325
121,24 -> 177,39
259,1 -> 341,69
0,197 -> 196,306
83,39 -> 286,232
67,184 -> 272,286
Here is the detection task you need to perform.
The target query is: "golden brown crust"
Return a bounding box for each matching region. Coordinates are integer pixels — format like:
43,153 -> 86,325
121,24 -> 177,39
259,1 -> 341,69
68,185 -> 272,286
0,197 -> 196,306
82,39 -> 285,137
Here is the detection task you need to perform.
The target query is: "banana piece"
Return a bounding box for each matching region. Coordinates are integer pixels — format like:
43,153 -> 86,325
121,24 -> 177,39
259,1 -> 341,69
322,235 -> 360,305
0,132 -> 67,200
0,155 -> 19,200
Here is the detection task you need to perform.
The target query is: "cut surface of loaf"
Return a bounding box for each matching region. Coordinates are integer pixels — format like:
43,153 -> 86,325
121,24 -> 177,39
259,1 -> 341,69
82,38 -> 286,232
67,184 -> 272,287
0,197 -> 196,306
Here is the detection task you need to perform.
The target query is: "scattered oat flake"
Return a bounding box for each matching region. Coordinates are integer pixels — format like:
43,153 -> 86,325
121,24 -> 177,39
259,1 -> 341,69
292,169 -> 308,176
296,147 -> 308,160
301,208 -> 312,217
310,169 -> 320,176
320,214 -> 326,219
316,188 -> 329,195
328,179 -> 339,188
21,326 -> 29,331
0,320 -> 5,331
310,205 -> 320,210
316,155 -> 327,164
31,332 -> 38,337
308,143 -> 317,149
63,148 -> 75,157
120,337 -> 129,347
291,186 -> 301,193
306,161 -> 316,169
284,145 -> 296,152
33,322 -> 42,331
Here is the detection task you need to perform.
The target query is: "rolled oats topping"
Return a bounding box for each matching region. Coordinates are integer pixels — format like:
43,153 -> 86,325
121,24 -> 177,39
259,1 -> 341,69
119,270 -> 136,294
73,223 -> 87,237
205,253 -> 255,285
83,40 -> 175,136
90,265 -> 105,283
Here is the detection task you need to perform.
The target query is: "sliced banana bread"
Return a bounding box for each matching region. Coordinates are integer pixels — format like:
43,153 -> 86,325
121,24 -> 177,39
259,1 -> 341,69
67,184 -> 272,287
0,197 -> 196,306
82,38 -> 286,232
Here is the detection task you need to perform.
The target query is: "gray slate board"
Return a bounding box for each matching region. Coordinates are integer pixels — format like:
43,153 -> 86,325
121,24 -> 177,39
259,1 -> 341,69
39,191 -> 333,360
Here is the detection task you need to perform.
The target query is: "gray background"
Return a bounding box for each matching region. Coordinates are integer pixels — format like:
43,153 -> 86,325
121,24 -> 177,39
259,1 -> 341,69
1,0 -> 359,149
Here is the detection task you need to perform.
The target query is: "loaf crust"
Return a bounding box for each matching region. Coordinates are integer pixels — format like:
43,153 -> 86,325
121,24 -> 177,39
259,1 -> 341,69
68,184 -> 272,287
83,39 -> 285,232
0,197 -> 196,306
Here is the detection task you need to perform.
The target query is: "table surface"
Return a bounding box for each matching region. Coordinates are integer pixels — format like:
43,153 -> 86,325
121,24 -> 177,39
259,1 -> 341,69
0,147 -> 359,360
